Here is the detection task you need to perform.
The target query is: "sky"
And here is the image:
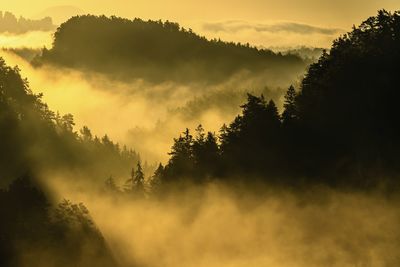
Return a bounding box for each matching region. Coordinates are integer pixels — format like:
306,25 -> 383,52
2,0 -> 400,47
2,0 -> 399,27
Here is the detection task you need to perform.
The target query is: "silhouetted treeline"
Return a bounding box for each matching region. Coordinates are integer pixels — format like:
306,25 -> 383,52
152,10 -> 400,190
0,175 -> 118,267
0,11 -> 55,34
0,55 -> 137,266
0,56 -> 140,187
34,15 -> 306,84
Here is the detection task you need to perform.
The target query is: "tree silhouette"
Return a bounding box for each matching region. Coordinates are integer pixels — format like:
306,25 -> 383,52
133,161 -> 145,197
0,175 -> 119,267
160,10 -> 400,188
34,15 -> 305,84
282,85 -> 298,125
104,176 -> 119,192
163,128 -> 195,182
149,163 -> 164,194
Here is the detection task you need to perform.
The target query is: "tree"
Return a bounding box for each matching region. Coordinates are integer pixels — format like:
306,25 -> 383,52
124,167 -> 135,192
104,176 -> 119,193
192,129 -> 220,180
150,163 -> 164,194
133,161 -> 145,196
124,162 -> 145,197
218,94 -> 282,175
60,113 -> 75,132
265,100 -> 280,126
80,126 -> 93,142
282,85 -> 298,124
164,128 -> 194,180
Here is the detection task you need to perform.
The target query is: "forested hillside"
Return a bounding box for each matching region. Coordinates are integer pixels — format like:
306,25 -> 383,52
0,57 -> 141,187
2,8 -> 400,267
149,10 -> 400,190
34,15 -> 306,84
0,57 -> 130,265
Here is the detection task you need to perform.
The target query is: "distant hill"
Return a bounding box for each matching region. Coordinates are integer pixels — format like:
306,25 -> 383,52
35,15 -> 306,84
0,11 -> 56,34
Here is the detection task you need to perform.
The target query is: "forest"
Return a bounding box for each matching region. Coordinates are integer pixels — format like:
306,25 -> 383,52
34,15 -> 306,84
1,8 -> 400,267
0,11 -> 55,34
148,10 -> 400,190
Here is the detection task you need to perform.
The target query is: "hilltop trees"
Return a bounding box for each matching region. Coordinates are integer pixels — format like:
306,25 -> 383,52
219,94 -> 281,176
160,126 -> 220,184
158,94 -> 279,184
293,9 -> 400,182
34,15 -> 305,84
0,11 -> 55,34
157,93 -> 283,185
124,162 -> 146,197
281,85 -> 298,126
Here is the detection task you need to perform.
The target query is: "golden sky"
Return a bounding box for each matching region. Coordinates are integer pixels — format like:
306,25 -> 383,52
3,0 -> 399,27
2,1 -> 400,48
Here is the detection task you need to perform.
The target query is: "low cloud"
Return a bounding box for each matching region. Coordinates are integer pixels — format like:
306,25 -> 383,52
0,31 -> 52,48
203,20 -> 343,35
45,177 -> 400,267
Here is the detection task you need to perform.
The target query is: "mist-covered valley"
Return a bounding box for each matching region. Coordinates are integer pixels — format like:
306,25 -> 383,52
0,14 -> 309,163
1,6 -> 400,267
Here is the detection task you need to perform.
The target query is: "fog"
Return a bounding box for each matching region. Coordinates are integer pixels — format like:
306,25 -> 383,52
44,173 -> 400,267
195,20 -> 343,48
0,31 -> 52,48
0,46 -> 303,163
2,9 -> 400,267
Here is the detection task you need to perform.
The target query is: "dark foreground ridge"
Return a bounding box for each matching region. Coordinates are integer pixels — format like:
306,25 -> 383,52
152,10 -> 400,190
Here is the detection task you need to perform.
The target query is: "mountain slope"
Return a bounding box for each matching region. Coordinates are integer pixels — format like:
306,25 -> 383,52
35,15 -> 306,84
155,10 -> 400,188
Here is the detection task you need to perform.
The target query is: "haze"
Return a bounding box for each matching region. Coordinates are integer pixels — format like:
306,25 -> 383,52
3,0 -> 400,47
1,3 -> 400,267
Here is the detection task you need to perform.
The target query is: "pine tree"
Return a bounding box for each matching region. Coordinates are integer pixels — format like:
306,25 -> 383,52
266,100 -> 280,124
124,167 -> 135,192
282,85 -> 298,124
150,163 -> 164,193
104,176 -> 119,192
133,162 -> 145,197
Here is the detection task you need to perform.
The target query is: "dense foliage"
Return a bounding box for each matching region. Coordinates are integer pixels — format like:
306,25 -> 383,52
154,10 -> 400,189
2,9 -> 400,266
0,57 -> 140,186
35,15 -> 305,84
0,57 -> 136,266
0,176 -> 118,267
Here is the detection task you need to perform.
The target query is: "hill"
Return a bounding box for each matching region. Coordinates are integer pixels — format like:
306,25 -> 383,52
34,15 -> 306,84
0,56 -> 128,266
0,11 -> 55,34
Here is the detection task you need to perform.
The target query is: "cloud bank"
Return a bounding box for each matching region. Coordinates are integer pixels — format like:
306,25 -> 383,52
203,20 -> 343,35
193,20 -> 345,48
